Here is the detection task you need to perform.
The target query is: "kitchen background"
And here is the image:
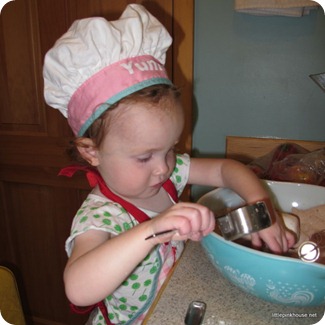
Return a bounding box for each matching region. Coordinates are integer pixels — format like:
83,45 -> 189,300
0,1 -> 324,324
192,0 -> 325,199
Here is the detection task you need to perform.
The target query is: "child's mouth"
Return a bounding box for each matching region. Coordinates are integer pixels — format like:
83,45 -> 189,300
152,181 -> 164,188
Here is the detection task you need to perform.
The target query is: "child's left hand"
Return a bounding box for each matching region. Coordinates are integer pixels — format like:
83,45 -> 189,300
250,217 -> 296,254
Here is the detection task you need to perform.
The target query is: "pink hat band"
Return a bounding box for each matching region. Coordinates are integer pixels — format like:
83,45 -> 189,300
68,55 -> 172,136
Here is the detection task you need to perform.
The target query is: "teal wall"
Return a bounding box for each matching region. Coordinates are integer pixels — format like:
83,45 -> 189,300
192,0 -> 325,199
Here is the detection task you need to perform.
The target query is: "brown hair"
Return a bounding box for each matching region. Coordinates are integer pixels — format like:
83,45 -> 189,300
68,84 -> 181,165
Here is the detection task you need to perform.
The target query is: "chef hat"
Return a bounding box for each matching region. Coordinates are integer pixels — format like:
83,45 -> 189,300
43,4 -> 173,136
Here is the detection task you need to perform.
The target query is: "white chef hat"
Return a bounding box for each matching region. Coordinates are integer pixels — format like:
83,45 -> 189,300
43,4 -> 173,136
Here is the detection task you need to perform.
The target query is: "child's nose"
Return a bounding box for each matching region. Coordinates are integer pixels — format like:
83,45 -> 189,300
154,158 -> 169,175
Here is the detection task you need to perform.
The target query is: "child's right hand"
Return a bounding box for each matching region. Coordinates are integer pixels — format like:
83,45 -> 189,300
147,202 -> 215,244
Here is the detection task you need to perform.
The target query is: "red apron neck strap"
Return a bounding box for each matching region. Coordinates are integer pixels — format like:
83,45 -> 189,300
162,178 -> 178,203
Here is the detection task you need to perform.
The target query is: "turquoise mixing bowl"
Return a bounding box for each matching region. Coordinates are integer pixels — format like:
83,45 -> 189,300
199,180 -> 325,306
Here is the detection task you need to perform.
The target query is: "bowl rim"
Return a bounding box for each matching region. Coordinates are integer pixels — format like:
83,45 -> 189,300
198,179 -> 325,201
264,179 -> 325,190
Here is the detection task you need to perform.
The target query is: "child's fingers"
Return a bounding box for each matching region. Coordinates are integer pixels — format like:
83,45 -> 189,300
149,203 -> 215,243
250,232 -> 263,249
258,224 -> 288,253
285,230 -> 296,249
170,203 -> 215,234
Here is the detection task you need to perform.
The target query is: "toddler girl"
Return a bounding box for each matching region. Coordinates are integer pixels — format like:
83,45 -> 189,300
43,4 -> 295,324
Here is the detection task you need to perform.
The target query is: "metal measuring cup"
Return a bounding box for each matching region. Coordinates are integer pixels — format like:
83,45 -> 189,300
216,201 -> 272,241
145,201 -> 272,242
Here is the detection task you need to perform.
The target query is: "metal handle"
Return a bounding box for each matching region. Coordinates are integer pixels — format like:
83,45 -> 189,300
217,201 -> 272,241
184,301 -> 206,325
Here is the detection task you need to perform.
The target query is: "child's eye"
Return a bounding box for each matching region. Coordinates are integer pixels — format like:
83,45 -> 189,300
137,155 -> 152,163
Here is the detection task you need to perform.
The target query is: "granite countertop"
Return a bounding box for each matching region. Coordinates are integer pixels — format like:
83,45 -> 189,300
146,241 -> 324,325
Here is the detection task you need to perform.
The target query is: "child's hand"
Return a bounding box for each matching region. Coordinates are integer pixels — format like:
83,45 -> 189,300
250,216 -> 296,254
148,202 -> 215,244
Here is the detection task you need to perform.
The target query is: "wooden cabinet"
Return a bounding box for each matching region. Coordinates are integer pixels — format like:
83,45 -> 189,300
0,1 -> 193,324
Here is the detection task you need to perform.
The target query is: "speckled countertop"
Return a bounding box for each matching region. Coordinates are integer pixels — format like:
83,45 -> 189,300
146,241 -> 324,325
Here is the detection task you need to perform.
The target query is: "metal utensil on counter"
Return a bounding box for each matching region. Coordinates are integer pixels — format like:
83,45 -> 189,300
145,201 -> 272,241
184,301 -> 206,325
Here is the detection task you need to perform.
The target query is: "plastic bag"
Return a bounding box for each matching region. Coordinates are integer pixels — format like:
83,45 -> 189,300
247,143 -> 325,186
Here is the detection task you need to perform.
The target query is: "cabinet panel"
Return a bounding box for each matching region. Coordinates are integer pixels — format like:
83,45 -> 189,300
1,183 -> 89,324
0,0 -> 45,133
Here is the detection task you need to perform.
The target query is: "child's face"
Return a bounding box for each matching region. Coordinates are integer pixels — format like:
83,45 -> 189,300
94,100 -> 184,201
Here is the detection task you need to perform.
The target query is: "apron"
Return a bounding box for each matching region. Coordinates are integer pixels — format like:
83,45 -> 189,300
59,165 -> 179,324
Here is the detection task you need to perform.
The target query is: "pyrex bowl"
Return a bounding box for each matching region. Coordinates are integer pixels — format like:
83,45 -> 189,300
199,180 -> 325,307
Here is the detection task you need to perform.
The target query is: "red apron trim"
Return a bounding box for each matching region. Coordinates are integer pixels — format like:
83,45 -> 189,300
70,303 -> 96,314
70,302 -> 111,324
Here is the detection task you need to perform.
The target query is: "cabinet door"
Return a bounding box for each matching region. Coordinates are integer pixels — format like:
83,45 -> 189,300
0,1 -> 193,324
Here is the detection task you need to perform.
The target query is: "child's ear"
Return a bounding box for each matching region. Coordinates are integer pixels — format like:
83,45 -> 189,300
76,138 -> 100,166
